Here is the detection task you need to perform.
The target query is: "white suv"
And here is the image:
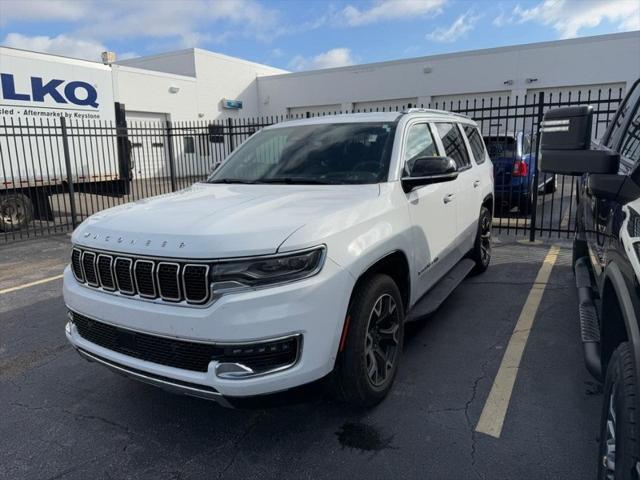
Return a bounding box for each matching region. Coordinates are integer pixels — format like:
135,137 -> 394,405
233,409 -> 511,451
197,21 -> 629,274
64,110 -> 494,407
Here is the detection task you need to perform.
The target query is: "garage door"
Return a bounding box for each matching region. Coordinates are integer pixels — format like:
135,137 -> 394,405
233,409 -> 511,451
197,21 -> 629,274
527,82 -> 626,104
288,104 -> 342,118
353,97 -> 418,112
430,90 -> 511,112
126,111 -> 170,180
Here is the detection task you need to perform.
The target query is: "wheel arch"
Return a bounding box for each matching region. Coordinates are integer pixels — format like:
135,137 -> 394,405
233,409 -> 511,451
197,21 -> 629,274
349,250 -> 411,314
482,193 -> 494,217
601,263 -> 640,382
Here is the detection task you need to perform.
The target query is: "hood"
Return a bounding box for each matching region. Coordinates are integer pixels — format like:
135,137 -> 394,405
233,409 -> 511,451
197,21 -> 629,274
72,183 -> 380,258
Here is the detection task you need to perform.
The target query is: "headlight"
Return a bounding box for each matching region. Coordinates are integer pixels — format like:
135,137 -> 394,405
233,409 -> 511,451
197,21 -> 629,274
211,246 -> 326,294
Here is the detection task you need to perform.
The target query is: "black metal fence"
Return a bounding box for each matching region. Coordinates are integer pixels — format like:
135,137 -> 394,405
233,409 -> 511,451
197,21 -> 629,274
0,86 -> 625,245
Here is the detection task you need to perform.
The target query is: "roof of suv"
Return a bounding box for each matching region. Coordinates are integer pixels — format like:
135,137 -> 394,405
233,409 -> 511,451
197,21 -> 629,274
265,109 -> 472,129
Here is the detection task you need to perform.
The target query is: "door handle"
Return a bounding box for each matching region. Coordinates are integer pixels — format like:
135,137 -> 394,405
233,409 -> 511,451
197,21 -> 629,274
473,180 -> 480,188
443,193 -> 455,204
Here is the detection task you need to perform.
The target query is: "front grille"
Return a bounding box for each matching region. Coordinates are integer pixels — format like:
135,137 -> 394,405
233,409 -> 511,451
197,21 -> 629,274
72,247 -> 211,304
71,312 -> 300,374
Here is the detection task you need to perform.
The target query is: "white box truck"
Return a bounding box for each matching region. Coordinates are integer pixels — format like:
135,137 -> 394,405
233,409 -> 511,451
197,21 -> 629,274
0,47 -> 131,232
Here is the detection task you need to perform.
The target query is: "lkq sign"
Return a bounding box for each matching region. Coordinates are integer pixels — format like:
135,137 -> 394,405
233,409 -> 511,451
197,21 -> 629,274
1,73 -> 99,108
0,48 -> 115,121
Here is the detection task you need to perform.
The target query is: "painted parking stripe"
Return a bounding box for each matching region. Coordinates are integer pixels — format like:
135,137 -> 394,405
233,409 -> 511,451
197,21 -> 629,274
0,274 -> 64,295
475,245 -> 561,438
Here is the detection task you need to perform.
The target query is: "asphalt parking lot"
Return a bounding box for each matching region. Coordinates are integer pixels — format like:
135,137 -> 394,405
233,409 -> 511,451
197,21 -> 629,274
1,234 -> 600,480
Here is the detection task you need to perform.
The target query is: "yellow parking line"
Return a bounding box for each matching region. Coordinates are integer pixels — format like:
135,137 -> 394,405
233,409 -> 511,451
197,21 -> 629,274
0,274 -> 64,295
475,245 -> 560,438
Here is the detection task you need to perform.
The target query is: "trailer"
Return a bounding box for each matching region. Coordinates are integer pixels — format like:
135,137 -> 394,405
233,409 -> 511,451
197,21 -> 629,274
0,47 -> 131,232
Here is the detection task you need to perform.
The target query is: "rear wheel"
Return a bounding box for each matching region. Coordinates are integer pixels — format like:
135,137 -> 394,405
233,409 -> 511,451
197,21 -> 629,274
469,206 -> 492,275
598,342 -> 640,480
0,193 -> 33,232
519,192 -> 534,216
331,274 -> 404,407
544,175 -> 558,194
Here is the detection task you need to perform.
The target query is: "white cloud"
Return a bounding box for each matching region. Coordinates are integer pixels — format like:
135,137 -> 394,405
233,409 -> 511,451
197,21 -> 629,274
0,0 -> 283,49
0,0 -> 89,24
342,0 -> 446,26
513,0 -> 640,38
288,48 -> 356,71
2,33 -> 108,61
427,11 -> 480,42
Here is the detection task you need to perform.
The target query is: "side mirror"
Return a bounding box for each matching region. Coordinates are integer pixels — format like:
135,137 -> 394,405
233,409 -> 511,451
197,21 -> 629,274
588,175 -> 640,203
539,106 -> 619,175
401,156 -> 458,193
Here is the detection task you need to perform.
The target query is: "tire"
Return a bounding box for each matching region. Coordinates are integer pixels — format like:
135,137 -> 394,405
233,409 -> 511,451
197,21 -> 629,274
469,206 -> 492,275
0,193 -> 33,232
519,193 -> 533,216
331,274 -> 405,407
598,342 -> 640,480
544,175 -> 557,194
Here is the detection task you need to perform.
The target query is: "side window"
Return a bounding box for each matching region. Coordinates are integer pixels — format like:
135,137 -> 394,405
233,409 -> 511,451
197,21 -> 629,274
606,82 -> 640,149
619,102 -> 640,165
462,125 -> 487,164
403,123 -> 438,174
435,123 -> 471,169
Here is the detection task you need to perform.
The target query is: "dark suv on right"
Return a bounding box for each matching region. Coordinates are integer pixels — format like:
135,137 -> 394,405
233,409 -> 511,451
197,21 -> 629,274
541,78 -> 640,479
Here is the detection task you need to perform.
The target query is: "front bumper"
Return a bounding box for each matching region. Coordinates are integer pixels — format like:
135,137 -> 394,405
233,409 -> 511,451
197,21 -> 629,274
63,256 -> 354,400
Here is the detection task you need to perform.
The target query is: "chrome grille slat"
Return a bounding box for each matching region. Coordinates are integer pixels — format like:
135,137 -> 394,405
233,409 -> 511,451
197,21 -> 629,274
156,262 -> 181,302
97,254 -> 115,291
71,248 -> 210,305
82,251 -> 98,287
114,257 -> 135,295
134,260 -> 156,298
183,264 -> 210,304
71,248 -> 84,282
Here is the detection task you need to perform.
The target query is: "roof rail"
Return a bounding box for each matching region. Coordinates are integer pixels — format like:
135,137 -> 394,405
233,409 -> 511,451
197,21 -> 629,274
401,107 -> 470,119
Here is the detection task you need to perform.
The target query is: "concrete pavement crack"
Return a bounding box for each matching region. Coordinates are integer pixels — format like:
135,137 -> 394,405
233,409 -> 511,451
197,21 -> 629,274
464,339 -> 503,480
217,411 -> 265,479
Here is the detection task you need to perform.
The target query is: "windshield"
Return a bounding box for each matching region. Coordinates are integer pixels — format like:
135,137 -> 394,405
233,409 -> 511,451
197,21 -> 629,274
207,122 -> 397,185
483,136 -> 517,158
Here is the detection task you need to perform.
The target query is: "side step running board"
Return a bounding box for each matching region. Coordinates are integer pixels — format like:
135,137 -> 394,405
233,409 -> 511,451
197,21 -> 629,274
575,256 -> 603,381
406,258 -> 475,322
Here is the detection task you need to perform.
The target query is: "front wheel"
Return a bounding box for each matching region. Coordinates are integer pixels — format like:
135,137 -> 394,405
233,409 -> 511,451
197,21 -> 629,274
331,274 -> 404,407
598,342 -> 640,480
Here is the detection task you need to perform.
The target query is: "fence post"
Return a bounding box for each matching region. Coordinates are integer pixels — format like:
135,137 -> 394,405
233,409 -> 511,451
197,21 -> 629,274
529,91 -> 544,242
165,120 -> 177,192
60,117 -> 78,229
227,117 -> 235,153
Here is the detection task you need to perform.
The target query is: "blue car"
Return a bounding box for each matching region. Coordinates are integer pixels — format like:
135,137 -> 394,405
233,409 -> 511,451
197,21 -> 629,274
483,132 -> 557,214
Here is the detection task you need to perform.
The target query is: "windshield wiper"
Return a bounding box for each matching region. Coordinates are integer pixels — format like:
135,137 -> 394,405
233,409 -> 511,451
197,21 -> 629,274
259,177 -> 334,185
207,178 -> 257,184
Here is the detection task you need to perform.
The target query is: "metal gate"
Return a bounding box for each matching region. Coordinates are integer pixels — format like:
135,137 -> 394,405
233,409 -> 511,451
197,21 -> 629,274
0,86 -> 625,244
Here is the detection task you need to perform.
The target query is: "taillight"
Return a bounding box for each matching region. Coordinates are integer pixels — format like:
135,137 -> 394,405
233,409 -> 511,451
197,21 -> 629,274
512,160 -> 528,177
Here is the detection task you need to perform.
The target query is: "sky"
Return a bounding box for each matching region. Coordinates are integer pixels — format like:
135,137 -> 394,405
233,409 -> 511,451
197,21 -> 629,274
0,0 -> 639,71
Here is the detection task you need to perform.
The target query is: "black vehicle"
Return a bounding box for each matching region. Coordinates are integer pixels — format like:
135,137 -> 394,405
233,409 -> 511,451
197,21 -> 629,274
540,78 -> 640,479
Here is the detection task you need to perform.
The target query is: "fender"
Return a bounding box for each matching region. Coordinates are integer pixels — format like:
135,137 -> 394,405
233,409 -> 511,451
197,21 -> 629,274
602,261 -> 640,401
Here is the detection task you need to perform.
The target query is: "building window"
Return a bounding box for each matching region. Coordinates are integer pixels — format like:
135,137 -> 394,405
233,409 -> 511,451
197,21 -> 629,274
184,136 -> 195,154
